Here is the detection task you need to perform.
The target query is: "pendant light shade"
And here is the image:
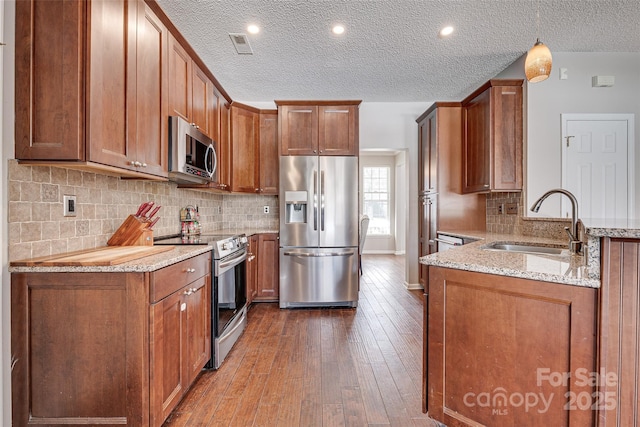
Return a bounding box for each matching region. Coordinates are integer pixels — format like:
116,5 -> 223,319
525,38 -> 552,83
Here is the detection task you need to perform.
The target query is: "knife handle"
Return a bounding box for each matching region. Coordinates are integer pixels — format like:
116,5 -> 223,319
148,217 -> 160,229
147,205 -> 161,219
139,202 -> 154,218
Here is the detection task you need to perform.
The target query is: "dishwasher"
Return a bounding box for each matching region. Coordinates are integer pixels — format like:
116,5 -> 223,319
435,233 -> 475,252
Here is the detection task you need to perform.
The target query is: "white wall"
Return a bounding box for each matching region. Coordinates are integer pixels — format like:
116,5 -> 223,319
1,1 -> 13,424
359,102 -> 431,287
500,52 -> 640,218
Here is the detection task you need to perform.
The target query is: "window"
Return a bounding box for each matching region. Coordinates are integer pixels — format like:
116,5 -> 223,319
362,166 -> 390,235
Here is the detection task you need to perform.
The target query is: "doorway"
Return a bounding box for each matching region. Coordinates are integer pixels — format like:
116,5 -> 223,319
561,113 -> 635,219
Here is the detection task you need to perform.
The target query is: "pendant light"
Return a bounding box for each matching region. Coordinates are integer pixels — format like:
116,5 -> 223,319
524,2 -> 552,83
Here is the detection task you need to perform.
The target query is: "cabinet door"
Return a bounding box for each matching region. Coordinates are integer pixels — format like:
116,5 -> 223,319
418,110 -> 437,193
418,195 -> 436,289
191,64 -> 211,136
217,98 -> 232,190
279,105 -> 319,155
184,275 -> 211,386
133,0 -> 168,177
246,235 -> 259,305
150,289 -> 185,427
259,111 -> 279,194
230,106 -> 260,193
318,105 -> 358,155
462,88 -> 491,193
15,0 -> 84,160
256,233 -> 279,301
428,267 -> 596,426
86,0 -> 134,169
491,85 -> 523,191
168,35 -> 192,122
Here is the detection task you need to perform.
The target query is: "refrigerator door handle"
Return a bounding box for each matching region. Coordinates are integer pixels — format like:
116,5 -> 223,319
320,170 -> 325,231
313,170 -> 318,231
283,251 -> 355,257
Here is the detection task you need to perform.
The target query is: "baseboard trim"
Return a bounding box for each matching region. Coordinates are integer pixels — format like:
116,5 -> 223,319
404,281 -> 424,290
394,250 -> 406,256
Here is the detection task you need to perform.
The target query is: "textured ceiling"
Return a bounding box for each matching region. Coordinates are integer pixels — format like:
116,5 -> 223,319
155,0 -> 640,103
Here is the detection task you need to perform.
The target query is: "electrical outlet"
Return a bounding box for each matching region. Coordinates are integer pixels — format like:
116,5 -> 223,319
263,206 -> 270,214
506,203 -> 518,215
497,204 -> 504,215
64,195 -> 77,217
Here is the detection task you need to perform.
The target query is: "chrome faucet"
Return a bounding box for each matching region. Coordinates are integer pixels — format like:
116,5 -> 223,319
530,188 -> 583,255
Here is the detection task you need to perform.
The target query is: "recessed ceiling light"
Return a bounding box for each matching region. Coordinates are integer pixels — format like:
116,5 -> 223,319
332,25 -> 345,35
247,24 -> 260,34
439,26 -> 454,37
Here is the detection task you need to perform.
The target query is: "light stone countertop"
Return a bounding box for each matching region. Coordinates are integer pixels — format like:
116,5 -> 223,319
420,231 -> 599,288
8,245 -> 213,274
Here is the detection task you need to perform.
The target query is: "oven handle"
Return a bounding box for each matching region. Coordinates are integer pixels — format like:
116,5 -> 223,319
217,250 -> 247,275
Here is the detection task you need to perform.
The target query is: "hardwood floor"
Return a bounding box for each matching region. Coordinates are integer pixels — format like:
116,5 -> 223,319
164,254 -> 440,427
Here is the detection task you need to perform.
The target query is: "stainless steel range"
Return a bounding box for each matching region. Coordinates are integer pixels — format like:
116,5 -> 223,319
155,233 -> 248,369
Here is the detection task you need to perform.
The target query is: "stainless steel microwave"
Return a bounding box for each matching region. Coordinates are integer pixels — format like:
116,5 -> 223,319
168,116 -> 218,184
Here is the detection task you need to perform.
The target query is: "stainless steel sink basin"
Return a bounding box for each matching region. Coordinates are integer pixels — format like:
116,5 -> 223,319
483,242 -> 568,256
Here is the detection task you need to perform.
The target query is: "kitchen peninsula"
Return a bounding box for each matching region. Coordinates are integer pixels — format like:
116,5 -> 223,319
420,219 -> 640,426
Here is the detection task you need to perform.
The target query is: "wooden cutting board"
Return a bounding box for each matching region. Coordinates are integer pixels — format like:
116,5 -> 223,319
11,245 -> 175,267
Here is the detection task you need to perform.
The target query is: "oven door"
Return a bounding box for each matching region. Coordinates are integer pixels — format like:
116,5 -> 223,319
214,249 -> 247,336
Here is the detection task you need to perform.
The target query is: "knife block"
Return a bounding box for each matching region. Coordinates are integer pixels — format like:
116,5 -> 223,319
107,215 -> 154,246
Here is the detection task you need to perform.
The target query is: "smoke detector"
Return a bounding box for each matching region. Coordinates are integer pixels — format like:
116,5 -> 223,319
229,33 -> 253,55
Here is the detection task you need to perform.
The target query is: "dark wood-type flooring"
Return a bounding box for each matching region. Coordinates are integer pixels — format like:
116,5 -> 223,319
164,254 -> 441,427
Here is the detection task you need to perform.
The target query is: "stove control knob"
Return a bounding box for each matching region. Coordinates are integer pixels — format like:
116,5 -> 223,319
239,236 -> 248,244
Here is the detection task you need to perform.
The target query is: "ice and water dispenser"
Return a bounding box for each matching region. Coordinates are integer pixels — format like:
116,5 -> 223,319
284,191 -> 308,224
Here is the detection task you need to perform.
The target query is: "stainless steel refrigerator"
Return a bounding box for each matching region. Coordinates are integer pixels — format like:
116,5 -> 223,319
279,156 -> 359,308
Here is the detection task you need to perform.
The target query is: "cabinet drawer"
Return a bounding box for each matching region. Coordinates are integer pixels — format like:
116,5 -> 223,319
151,252 -> 211,302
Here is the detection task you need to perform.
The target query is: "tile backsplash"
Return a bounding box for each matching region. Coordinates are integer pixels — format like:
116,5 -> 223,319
486,192 -> 572,240
8,160 -> 278,261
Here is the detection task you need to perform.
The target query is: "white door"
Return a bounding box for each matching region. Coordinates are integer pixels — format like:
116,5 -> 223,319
562,114 -> 635,220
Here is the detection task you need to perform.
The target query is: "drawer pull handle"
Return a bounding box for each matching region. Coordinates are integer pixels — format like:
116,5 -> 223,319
186,268 -> 196,273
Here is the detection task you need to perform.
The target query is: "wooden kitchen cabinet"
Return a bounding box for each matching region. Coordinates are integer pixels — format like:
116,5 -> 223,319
427,266 -> 596,426
416,103 -> 486,288
259,110 -> 279,195
252,233 -> 280,302
246,234 -> 259,305
150,274 -> 210,426
15,0 -> 169,179
276,100 -> 361,156
229,103 -> 279,194
11,252 -> 211,427
168,34 -> 213,137
461,79 -> 523,193
230,103 -> 260,193
598,237 -> 640,427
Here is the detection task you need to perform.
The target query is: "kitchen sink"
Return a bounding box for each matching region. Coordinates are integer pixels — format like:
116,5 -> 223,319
482,242 -> 569,256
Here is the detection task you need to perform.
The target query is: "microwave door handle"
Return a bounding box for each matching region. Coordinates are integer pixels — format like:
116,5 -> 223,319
205,143 -> 216,177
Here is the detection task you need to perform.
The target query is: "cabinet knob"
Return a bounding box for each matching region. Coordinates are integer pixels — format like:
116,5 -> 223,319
186,268 -> 196,273
141,163 -> 147,168
313,150 -> 317,153
484,184 -> 490,188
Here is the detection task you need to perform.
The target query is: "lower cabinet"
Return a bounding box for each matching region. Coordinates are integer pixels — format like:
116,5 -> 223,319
11,252 -> 211,427
246,233 -> 279,303
246,234 -> 259,305
427,266 -> 597,427
255,233 -> 280,302
598,237 -> 640,426
150,274 -> 210,426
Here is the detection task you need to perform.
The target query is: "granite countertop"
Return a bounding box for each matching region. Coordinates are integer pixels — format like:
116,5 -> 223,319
9,245 -> 213,274
421,231 -> 599,288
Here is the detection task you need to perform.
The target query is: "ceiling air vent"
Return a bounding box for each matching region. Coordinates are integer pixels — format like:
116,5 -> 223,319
229,33 -> 253,55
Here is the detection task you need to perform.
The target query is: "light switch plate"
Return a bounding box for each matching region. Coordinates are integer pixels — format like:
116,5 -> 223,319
64,195 -> 77,217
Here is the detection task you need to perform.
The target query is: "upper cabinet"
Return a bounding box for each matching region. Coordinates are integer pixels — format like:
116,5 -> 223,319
461,79 -> 523,193
15,0 -> 169,179
168,35 -> 213,138
276,100 -> 361,156
229,104 -> 278,194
